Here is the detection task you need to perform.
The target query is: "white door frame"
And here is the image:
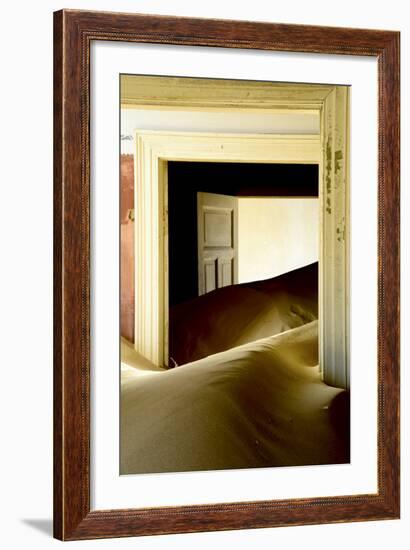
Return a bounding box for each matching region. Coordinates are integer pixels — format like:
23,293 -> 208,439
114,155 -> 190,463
134,131 -> 320,364
126,76 -> 349,388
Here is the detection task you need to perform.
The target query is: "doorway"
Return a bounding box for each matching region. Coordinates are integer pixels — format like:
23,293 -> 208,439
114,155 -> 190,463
131,127 -> 349,389
167,161 -> 319,368
168,161 -> 319,308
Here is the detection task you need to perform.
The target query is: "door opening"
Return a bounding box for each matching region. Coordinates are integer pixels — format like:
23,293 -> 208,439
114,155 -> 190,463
167,161 -> 319,369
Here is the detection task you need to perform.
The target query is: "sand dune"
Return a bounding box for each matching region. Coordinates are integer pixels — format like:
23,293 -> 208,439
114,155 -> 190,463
121,320 -> 349,475
169,262 -> 318,366
121,263 -> 349,475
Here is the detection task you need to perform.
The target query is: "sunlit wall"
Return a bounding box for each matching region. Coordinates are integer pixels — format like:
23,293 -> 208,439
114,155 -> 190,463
238,198 -> 319,284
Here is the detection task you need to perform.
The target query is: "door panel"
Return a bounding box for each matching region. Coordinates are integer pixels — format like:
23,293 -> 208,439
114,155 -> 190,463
197,192 -> 238,296
204,258 -> 217,293
218,257 -> 233,288
203,209 -> 233,247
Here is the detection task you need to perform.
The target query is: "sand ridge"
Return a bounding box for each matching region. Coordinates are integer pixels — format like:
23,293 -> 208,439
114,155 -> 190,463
121,321 -> 349,474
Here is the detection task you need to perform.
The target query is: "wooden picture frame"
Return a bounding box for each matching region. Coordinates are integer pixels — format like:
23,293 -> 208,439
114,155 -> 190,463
54,9 -> 400,540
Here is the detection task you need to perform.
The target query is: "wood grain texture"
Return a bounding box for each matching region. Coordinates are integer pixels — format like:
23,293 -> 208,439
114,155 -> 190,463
53,9 -> 400,540
53,10 -> 63,541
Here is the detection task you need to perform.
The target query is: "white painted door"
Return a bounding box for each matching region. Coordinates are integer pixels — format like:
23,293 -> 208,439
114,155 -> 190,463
197,192 -> 238,295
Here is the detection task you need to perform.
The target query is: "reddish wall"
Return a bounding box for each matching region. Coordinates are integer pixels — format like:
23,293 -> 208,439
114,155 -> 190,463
120,155 -> 135,342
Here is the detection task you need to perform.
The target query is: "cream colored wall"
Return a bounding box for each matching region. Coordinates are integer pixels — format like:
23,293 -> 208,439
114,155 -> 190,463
237,198 -> 319,284
121,108 -> 320,154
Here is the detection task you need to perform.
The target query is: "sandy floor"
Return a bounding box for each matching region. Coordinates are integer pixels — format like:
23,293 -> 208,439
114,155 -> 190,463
121,337 -> 165,378
120,321 -> 349,475
169,262 -> 318,366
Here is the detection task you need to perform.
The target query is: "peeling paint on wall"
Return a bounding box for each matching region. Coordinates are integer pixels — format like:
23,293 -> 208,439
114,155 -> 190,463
335,150 -> 343,173
336,217 -> 346,243
121,154 -> 135,343
326,137 -> 332,214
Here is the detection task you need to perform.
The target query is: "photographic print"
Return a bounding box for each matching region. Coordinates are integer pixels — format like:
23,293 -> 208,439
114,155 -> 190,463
54,10 -> 399,539
119,74 -> 350,475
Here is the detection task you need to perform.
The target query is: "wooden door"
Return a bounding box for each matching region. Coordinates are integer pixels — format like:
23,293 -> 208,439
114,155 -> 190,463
197,192 -> 238,295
